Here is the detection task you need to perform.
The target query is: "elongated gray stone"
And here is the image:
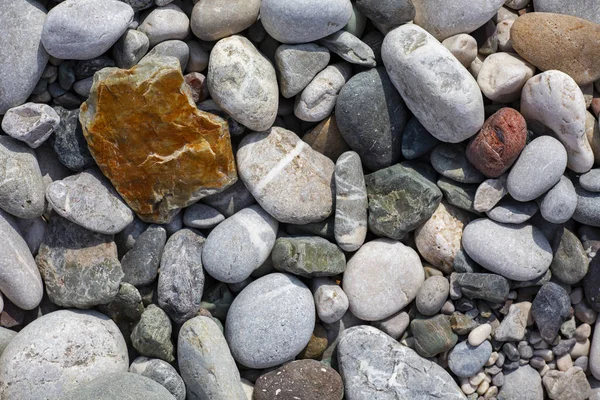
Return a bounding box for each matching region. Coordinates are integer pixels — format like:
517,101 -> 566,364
183,203 -> 224,229
334,151 -> 367,252
275,43 -> 330,98
1,103 -> 59,148
121,225 -> 167,287
319,30 -> 376,67
59,373 -> 174,400
272,236 -> 346,278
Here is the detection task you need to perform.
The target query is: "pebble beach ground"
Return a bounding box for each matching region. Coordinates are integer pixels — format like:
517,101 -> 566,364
1,0 -> 600,399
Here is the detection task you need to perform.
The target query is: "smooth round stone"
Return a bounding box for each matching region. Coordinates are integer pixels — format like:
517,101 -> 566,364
449,340 -> 493,378
183,203 -> 224,229
498,365 -> 543,400
0,310 -> 128,399
203,205 -> 278,284
0,0 -> 49,115
462,218 -> 553,281
208,35 -> 278,131
0,136 -> 45,219
0,210 -> 43,310
573,183 -> 600,227
401,117 -> 440,160
477,53 -> 535,103
412,0 -> 505,41
121,225 -> 167,286
538,176 -> 577,224
343,3 -> 367,37
533,0 -> 600,25
550,228 -> 589,285
295,62 -> 351,122
59,373 -> 174,400
520,70 -> 594,173
581,169 -> 600,192
138,4 -> 190,47
130,357 -> 185,400
442,33 -> 478,67
179,316 -> 246,400
2,103 -> 59,148
431,143 -> 486,184
507,136 -> 567,202
140,40 -> 190,70
415,201 -> 470,274
382,24 -> 484,143
113,29 -> 150,69
275,44 -> 330,99
532,282 -> 571,342
343,239 -> 424,321
335,67 -> 409,171
191,0 -> 260,41
41,0 -> 134,60
237,127 -> 335,224
312,278 -> 349,324
46,168 -> 134,235
416,276 -> 450,316
354,0 -> 414,33
469,323 -> 492,346
260,0 -> 352,44
487,198 -> 538,224
225,273 -> 315,368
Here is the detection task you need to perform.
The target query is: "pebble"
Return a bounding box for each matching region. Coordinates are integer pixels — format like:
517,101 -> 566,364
335,67 -> 408,171
416,276 -> 450,316
372,310 -> 410,340
452,272 -> 510,303
98,282 -> 144,322
520,70 -> 594,173
343,239 -> 424,321
312,278 -> 349,324
0,327 -> 16,356
487,198 -> 538,224
431,143 -> 486,184
0,0 -> 49,114
338,325 -> 465,399
0,310 -> 128,399
442,34 -> 478,68
131,305 -> 174,362
533,0 -> 600,24
334,151 -> 367,252
50,106 -> 95,171
202,179 -> 256,217
544,367 -> 592,400
462,218 -> 553,281
538,176 -> 578,224
138,4 -> 189,47
46,168 -> 134,235
203,205 -> 278,283
225,273 -> 315,368
140,40 -> 190,70
412,314 -> 458,357
401,117 -> 440,160
469,324 -> 492,346
237,127 -> 334,224
157,229 -> 205,324
1,103 -> 59,148
576,324 -> 592,340
507,136 -> 567,202
260,0 -> 352,44
550,228 -> 589,285
437,178 -> 479,215
581,169 -> 600,193
382,24 -> 484,143
208,35 -> 278,131
178,316 -> 246,400
449,340 -> 493,378
273,236 -> 345,278
319,30 -> 376,67
60,372 -> 175,400
354,0 -> 415,33
41,0 -> 134,60
275,44 -> 330,98
477,53 -> 535,102
494,302 -> 531,342
474,175 -> 508,213
573,183 -> 600,227
295,62 -> 351,122
183,203 -> 224,229
113,29 -> 150,69
191,0 -> 260,41
121,225 -> 166,286
531,283 -> 572,343
498,365 -> 543,399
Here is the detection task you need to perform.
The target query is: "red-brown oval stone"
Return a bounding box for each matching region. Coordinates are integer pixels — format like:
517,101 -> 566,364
466,108 -> 527,178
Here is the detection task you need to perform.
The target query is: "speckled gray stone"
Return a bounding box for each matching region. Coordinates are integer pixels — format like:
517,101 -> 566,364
338,325 -> 466,399
183,203 -> 224,229
41,0 -> 134,60
113,29 -> 150,69
550,228 -> 589,285
272,236 -> 346,277
416,275 -> 450,316
449,340 -> 493,378
190,0 -> 260,41
431,143 -> 486,184
319,30 -> 376,67
203,205 -> 278,283
225,273 -> 315,368
138,4 -> 189,47
531,282 -> 572,343
2,103 -> 59,148
452,272 -> 510,303
538,176 -> 577,224
121,225 -> 167,287
462,218 -> 553,281
130,357 -> 186,400
157,229 -> 205,324
179,316 -> 246,400
51,106 -> 95,171
487,198 -> 538,224
354,0 -> 415,33
275,43 -> 330,98
581,169 -> 600,192
498,365 -> 543,400
131,305 -> 174,363
0,310 -> 128,399
311,278 -> 349,324
573,182 -> 600,227
58,372 -> 174,400
533,0 -> 600,25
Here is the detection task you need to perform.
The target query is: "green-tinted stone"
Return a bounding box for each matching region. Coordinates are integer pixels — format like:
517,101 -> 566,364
550,228 -> 589,285
411,314 -> 458,358
450,312 -> 478,335
365,163 -> 442,240
98,282 -> 144,322
131,304 -> 174,363
297,323 -> 329,360
272,236 -> 346,278
437,177 -> 481,215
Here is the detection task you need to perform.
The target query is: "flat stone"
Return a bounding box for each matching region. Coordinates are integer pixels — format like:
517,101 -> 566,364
275,43 -> 330,98
138,4 -> 190,47
462,218 -> 553,281
41,0 -> 134,60
295,63 -> 351,122
80,56 -> 237,224
130,357 -> 185,400
0,0 -> 48,114
319,30 -> 376,67
411,315 -> 458,357
51,106 -> 95,171
237,127 -> 335,224
438,177 -> 480,215
312,278 -> 349,324
225,273 -> 315,368
201,179 -> 255,217
453,272 -> 510,303
477,53 -> 535,103
208,35 -> 278,131
121,224 -> 166,286
131,305 -> 174,363
416,275 -> 450,316
449,340 -> 493,378
498,365 -> 543,400
532,282 -> 572,343
365,163 -> 442,239
573,183 -> 600,227
272,236 -> 345,278
36,215 -> 123,308
59,373 -> 174,400
336,67 -> 408,171
203,205 -> 278,283
533,0 -> 600,24
538,176 -> 577,224
343,239 -> 424,321
0,310 -> 128,399
382,24 -> 484,143
581,169 -> 600,192
182,203 -> 224,229
507,136 -> 567,202
1,103 -> 59,148
254,360 -> 344,400
401,117 -> 440,160
487,198 -> 538,224
466,108 -> 528,178
494,302 -> 531,342
302,115 -> 350,162
431,143 -> 486,184
338,325 -> 465,399
113,29 -> 150,69
355,0 -> 415,33
260,0 -> 352,44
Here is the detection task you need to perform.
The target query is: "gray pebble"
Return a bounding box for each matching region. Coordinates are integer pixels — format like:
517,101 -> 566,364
372,310 -> 410,340
113,29 -> 150,69
416,276 -> 449,316
532,282 -> 572,343
73,77 -> 94,98
573,182 -> 600,227
487,198 -> 538,224
130,357 -> 186,400
190,0 -> 260,41
318,30 -> 376,67
533,0 -> 600,24
185,41 -> 209,73
431,143 -> 486,184
138,4 -> 189,47
121,225 -> 167,287
183,203 -> 224,229
59,373 -> 174,400
131,304 -> 174,362
538,175 -> 577,224
448,340 -> 493,378
202,179 -> 255,217
140,40 -> 189,70
581,169 -> 600,192
311,277 -> 349,324
14,216 -> 46,256
550,228 -> 589,285
275,43 -> 330,98
1,103 -> 59,148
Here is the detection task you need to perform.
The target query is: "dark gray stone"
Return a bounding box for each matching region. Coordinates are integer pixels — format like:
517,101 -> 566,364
98,282 -> 144,322
401,117 -> 440,160
201,179 -> 255,217
58,373 -> 174,400
452,248 -> 481,273
354,0 -> 415,32
584,254 -> 600,311
130,357 -> 186,400
131,304 -> 174,363
448,340 -> 493,378
573,182 -> 600,228
121,225 -> 167,287
74,56 -> 116,80
431,143 -> 486,184
51,106 -> 95,171
531,282 -> 572,343
550,228 -> 589,285
453,272 -> 510,304
437,177 -> 481,215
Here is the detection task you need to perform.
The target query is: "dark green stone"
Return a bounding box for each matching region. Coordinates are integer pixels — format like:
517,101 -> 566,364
453,273 -> 510,304
272,236 -> 346,278
437,177 -> 481,215
411,314 -> 458,358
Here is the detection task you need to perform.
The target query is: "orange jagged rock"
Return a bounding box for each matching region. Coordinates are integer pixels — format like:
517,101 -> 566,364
80,56 -> 237,223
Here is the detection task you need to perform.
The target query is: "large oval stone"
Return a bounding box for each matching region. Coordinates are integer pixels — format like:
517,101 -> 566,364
59,373 -> 175,400
382,24 -> 484,143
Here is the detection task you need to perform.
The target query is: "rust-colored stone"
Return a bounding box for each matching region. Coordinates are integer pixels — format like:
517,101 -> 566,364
302,115 -> 350,161
80,57 -> 237,223
466,107 -> 527,178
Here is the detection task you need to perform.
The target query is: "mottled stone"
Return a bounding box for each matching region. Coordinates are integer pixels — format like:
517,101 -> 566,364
437,177 -> 480,215
295,63 -> 351,122
302,115 -> 350,161
365,163 -> 442,240
466,108 -> 527,178
273,236 -> 345,278
2,103 -> 59,148
498,365 -> 543,400
449,340 -> 493,378
51,106 -> 95,171
130,357 -> 185,400
276,43 -> 330,98
319,30 -> 375,67
59,373 -> 174,400
411,315 -> 458,358
431,143 -> 486,184
532,282 -> 572,343
543,367 -> 592,400
539,176 -> 578,224
494,302 -> 531,341
131,305 -> 174,362
80,56 -> 237,223
416,275 -> 450,316
98,282 -> 144,322
453,272 -> 510,303
550,228 -> 589,285
121,224 -> 166,286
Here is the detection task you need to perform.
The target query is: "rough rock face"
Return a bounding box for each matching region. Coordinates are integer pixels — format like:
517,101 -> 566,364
80,56 -> 237,223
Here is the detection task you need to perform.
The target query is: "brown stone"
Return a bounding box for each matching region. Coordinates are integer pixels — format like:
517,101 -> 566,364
511,12 -> 600,85
254,359 -> 344,400
466,108 -> 527,178
80,57 -> 237,223
302,115 -> 350,162
297,323 -> 328,360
